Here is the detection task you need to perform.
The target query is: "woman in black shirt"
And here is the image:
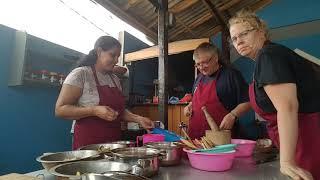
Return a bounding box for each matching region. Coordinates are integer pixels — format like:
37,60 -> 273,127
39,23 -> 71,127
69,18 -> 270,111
229,10 -> 320,180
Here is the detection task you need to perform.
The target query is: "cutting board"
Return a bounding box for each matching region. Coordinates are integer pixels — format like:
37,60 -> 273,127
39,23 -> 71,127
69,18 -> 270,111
0,173 -> 40,180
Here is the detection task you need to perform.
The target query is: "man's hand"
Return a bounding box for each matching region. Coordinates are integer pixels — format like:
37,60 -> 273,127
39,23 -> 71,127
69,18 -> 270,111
184,103 -> 192,117
219,113 -> 236,130
280,161 -> 313,180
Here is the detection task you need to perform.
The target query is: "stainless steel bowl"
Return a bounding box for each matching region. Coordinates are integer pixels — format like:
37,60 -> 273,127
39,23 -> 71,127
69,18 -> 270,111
111,147 -> 160,158
36,150 -> 99,170
49,161 -> 132,180
82,172 -> 151,180
110,147 -> 161,177
111,141 -> 136,147
144,142 -> 182,166
79,142 -> 135,151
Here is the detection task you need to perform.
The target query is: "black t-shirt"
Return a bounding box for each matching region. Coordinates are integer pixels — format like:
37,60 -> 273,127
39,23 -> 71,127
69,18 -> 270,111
192,66 -> 249,111
254,42 -> 320,113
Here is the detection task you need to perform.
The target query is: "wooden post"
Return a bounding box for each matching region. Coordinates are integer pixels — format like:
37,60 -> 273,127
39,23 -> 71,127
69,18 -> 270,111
202,0 -> 230,64
221,29 -> 230,64
158,0 -> 169,129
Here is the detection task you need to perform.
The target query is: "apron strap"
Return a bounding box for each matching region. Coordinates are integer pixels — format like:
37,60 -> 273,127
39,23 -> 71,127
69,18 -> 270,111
91,66 -> 101,86
91,66 -> 120,91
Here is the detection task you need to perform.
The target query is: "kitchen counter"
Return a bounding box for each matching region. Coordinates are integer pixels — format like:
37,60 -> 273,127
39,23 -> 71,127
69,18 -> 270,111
26,158 -> 290,180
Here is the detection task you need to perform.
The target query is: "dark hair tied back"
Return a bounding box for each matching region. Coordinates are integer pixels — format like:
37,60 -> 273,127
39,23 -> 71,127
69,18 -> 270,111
75,36 -> 121,68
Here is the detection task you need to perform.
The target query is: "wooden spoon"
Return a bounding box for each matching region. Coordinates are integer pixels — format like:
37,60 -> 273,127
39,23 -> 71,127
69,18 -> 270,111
181,127 -> 191,140
180,139 -> 198,149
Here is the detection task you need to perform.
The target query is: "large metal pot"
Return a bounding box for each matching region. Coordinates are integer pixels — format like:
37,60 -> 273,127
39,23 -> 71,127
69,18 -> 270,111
111,140 -> 136,147
79,143 -> 129,151
79,141 -> 135,159
144,142 -> 182,166
36,150 -> 99,171
110,147 -> 162,177
49,161 -> 132,180
82,172 -> 151,180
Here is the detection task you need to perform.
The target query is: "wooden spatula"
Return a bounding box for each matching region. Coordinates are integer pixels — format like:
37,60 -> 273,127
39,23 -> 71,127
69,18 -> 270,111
180,139 -> 198,149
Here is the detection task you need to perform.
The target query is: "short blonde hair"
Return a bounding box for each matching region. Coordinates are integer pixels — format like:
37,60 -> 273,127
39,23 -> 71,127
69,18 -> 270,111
228,9 -> 270,40
193,42 -> 220,61
193,42 -> 227,66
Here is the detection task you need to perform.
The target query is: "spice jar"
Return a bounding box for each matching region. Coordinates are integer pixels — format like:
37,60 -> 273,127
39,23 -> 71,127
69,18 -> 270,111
30,70 -> 40,79
49,72 -> 58,83
58,74 -> 65,85
40,70 -> 49,80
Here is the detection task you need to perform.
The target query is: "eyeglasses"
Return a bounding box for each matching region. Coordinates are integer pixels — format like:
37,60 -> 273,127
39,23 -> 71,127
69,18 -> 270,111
194,55 -> 214,68
230,28 -> 256,44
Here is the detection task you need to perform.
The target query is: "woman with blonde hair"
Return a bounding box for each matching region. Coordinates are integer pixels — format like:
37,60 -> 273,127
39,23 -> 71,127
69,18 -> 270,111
229,9 -> 320,180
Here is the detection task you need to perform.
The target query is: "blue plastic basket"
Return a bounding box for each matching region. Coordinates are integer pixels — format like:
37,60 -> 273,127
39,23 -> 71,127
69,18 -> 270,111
152,128 -> 182,142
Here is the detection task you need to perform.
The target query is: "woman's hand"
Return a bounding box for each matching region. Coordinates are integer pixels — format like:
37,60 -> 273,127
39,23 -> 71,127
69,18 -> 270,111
219,113 -> 236,130
184,103 -> 192,117
138,117 -> 155,130
93,106 -> 119,121
280,161 -> 313,180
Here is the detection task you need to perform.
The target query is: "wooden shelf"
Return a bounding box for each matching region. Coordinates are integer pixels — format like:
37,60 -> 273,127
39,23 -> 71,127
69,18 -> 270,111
23,78 -> 61,87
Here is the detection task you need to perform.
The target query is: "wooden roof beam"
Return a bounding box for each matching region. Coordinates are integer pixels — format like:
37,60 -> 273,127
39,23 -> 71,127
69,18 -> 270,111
95,0 -> 157,43
147,0 -> 197,39
251,0 -> 273,12
170,12 -> 214,39
189,12 -> 212,29
175,17 -> 197,38
185,0 -> 240,31
147,0 -> 199,28
220,0 -> 242,11
171,0 -> 199,13
122,0 -> 140,10
201,0 -> 228,30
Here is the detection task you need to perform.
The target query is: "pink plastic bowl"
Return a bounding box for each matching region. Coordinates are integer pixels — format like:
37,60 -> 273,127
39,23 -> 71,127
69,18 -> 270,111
231,139 -> 256,157
183,148 -> 236,171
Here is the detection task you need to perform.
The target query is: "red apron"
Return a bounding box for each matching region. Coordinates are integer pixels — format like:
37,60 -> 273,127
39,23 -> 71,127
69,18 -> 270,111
188,70 -> 230,139
73,66 -> 125,150
249,82 -> 320,179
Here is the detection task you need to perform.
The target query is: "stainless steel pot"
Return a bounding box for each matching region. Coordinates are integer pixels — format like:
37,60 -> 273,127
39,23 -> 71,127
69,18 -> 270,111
49,161 -> 132,180
110,147 -> 162,177
111,140 -> 136,147
82,172 -> 151,180
144,142 -> 182,166
36,150 -> 99,171
79,143 -> 129,151
79,141 -> 135,159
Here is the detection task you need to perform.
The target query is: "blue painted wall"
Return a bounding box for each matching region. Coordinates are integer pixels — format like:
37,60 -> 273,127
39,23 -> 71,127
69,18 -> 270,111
257,0 -> 320,28
0,25 -> 72,175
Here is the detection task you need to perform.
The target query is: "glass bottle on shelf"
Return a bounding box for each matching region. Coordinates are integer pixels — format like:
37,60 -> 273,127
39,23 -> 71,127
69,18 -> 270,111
40,70 -> 49,81
49,72 -> 58,83
59,74 -> 65,85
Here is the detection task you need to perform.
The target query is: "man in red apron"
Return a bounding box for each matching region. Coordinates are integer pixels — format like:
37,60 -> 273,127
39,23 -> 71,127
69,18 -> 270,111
184,42 -> 251,139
